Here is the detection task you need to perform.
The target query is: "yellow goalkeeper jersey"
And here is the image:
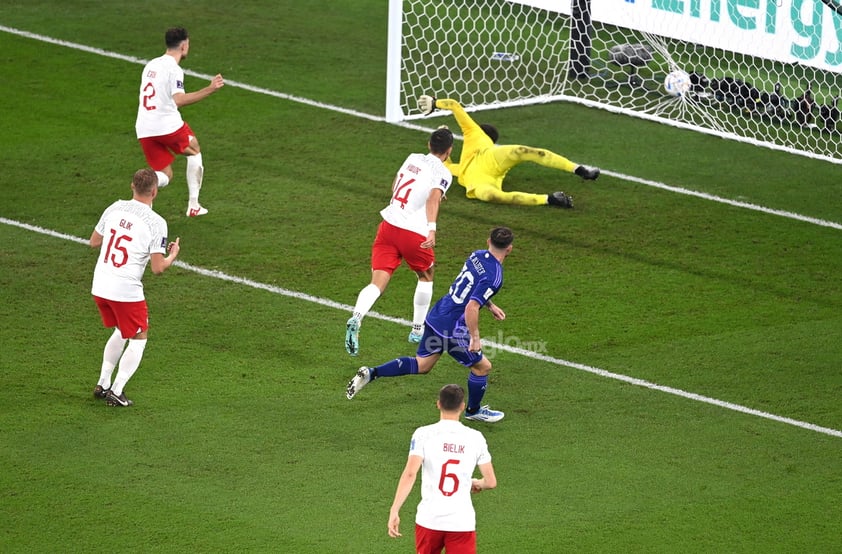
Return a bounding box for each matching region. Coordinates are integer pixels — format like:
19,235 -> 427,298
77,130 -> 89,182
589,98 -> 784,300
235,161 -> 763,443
436,98 -> 507,197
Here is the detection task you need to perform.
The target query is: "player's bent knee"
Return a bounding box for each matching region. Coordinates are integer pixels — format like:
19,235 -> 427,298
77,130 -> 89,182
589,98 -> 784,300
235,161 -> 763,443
417,366 -> 433,375
471,358 -> 492,375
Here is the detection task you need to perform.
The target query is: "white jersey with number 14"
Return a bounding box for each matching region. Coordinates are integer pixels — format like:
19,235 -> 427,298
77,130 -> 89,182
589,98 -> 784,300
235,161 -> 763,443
380,153 -> 452,238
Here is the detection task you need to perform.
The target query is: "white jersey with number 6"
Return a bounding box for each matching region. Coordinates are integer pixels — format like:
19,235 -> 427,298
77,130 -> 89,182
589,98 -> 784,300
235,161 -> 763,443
91,200 -> 168,302
135,54 -> 185,139
380,152 -> 452,238
409,419 -> 492,532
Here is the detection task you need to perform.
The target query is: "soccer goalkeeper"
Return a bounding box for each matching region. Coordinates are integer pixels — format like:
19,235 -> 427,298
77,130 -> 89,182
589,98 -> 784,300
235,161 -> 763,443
418,95 -> 600,208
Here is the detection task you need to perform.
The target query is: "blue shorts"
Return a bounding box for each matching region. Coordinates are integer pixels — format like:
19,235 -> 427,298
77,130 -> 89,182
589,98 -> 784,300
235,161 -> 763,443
416,324 -> 483,368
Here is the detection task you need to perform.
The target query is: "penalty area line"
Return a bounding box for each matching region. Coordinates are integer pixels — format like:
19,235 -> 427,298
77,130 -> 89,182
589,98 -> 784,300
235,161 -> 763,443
2,216 -> 840,439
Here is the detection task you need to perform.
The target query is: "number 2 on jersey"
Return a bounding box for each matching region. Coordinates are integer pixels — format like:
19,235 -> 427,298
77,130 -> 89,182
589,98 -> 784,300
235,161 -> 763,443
391,173 -> 416,209
142,82 -> 157,111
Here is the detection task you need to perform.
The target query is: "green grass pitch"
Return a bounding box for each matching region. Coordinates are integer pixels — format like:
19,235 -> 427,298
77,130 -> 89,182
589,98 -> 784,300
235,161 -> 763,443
1,2 -> 841,552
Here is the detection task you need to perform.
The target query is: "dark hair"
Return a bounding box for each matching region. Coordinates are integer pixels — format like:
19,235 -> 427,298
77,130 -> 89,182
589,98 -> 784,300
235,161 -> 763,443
439,384 -> 465,411
165,27 -> 189,49
429,128 -> 454,154
133,168 -> 159,195
480,123 -> 499,143
489,226 -> 514,249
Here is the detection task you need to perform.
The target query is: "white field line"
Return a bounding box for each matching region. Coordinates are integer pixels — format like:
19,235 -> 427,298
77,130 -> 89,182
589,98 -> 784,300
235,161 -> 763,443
2,27 -> 840,436
2,216 -> 840,439
2,25 -> 841,231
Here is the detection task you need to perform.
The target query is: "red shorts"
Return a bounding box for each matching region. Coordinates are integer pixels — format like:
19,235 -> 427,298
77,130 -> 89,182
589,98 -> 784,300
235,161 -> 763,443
93,296 -> 149,339
415,524 -> 476,554
138,122 -> 195,171
371,221 -> 434,274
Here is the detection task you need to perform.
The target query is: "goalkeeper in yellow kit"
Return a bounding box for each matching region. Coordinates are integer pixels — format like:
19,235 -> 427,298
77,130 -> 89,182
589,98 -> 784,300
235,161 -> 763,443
418,95 -> 600,208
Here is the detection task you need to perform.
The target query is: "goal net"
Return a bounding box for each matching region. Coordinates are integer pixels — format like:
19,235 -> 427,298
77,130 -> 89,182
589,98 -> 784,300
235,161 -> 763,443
385,0 -> 842,164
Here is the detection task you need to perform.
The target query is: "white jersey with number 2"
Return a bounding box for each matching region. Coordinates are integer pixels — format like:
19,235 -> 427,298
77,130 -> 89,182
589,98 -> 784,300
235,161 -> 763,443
91,200 -> 168,302
135,54 -> 185,139
410,419 -> 492,532
380,152 -> 452,238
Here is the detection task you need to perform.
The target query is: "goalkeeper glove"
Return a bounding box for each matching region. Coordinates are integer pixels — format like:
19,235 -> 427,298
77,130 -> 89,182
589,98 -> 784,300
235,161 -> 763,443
418,95 -> 437,115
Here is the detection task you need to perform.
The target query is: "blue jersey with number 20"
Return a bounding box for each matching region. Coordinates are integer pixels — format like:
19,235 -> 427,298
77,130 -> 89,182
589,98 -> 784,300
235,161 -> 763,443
424,249 -> 503,338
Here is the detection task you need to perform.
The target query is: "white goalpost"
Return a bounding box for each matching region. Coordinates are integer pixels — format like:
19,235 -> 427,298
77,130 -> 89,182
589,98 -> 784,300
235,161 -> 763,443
385,0 -> 842,164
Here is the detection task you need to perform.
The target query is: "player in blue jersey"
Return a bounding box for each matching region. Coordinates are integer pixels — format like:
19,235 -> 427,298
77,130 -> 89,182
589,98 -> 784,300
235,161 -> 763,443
346,226 -> 514,423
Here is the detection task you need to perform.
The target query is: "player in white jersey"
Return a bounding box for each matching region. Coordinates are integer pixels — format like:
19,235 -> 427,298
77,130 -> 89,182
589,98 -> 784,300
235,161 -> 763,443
388,384 -> 497,554
345,127 -> 454,356
90,169 -> 181,407
135,27 -> 224,217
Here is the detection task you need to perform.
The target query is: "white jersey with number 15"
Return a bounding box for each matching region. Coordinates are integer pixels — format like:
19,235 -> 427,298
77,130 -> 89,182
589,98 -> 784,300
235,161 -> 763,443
91,200 -> 168,302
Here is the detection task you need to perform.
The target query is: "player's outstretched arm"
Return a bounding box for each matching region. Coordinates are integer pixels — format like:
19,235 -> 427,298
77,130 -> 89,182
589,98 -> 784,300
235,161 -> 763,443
426,96 -> 484,137
174,74 -> 225,108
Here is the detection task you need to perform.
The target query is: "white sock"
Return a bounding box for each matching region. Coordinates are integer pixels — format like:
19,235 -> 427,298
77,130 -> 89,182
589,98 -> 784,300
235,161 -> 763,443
186,153 -> 204,208
352,284 -> 381,323
154,171 -> 170,188
98,328 -> 127,389
412,280 -> 434,330
110,338 -> 147,396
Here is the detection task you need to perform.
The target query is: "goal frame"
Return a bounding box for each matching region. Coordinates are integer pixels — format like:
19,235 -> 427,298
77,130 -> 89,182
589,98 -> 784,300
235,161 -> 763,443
385,0 -> 842,165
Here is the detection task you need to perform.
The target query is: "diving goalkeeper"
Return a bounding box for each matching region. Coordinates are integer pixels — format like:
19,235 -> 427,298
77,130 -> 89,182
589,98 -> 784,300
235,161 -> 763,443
418,95 -> 600,208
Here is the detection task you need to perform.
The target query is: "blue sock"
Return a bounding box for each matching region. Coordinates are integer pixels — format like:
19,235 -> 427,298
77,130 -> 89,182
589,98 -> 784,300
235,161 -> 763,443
372,357 -> 418,378
466,372 -> 487,413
